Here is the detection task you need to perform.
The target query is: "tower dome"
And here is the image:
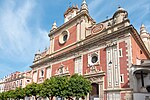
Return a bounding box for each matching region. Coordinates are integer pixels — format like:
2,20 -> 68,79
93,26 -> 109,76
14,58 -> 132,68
113,6 -> 128,17
140,24 -> 150,52
140,24 -> 149,38
113,6 -> 128,24
140,24 -> 147,34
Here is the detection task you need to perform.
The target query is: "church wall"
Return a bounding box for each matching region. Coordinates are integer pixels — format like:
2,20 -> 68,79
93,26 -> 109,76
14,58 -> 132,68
83,54 -> 88,74
119,41 -> 129,88
36,67 -> 47,83
100,48 -> 107,89
51,58 -> 75,76
2,1 -> 150,100
82,49 -> 104,74
131,35 -> 147,65
52,45 -> 77,57
54,25 -> 77,51
32,65 -> 52,83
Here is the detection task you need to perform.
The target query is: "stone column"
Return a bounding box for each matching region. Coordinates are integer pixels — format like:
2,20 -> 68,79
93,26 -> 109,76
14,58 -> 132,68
50,36 -> 54,54
80,18 -> 86,40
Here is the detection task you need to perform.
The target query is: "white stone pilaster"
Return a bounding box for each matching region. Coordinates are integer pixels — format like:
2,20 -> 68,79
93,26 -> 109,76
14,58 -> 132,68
77,21 -> 80,41
80,18 -> 86,40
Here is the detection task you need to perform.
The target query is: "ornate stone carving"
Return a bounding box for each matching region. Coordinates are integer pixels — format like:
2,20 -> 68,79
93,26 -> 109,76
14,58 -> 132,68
55,64 -> 69,76
92,23 -> 105,34
89,76 -> 103,83
85,66 -> 105,83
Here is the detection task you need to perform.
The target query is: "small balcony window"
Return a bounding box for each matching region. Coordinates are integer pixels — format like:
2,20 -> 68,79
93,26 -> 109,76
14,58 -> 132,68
40,70 -> 44,77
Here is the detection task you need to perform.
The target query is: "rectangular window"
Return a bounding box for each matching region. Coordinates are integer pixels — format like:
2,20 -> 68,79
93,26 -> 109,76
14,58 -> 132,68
33,71 -> 37,83
16,81 -> 18,86
120,74 -> 124,83
140,50 -> 143,54
75,57 -> 82,74
46,67 -> 51,79
119,49 -> 123,57
40,70 -> 44,77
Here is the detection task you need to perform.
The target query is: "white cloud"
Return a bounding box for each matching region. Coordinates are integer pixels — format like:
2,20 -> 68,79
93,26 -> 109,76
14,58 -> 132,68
0,0 -> 49,73
0,1 -> 32,57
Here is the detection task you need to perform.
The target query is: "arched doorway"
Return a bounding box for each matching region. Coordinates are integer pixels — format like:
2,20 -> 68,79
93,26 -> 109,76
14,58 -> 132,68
90,83 -> 99,100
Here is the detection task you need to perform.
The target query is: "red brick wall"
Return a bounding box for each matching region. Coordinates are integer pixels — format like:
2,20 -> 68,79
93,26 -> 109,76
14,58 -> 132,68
82,48 -> 107,89
119,41 -> 129,88
100,48 -> 107,89
51,58 -> 75,76
131,36 -> 147,64
83,50 -> 102,74
53,45 -> 77,57
36,68 -> 47,83
83,54 -> 88,74
54,25 -> 77,51
44,68 -> 47,79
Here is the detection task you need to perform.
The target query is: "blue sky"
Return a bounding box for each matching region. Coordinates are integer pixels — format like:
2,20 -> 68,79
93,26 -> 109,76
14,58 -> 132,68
0,0 -> 150,78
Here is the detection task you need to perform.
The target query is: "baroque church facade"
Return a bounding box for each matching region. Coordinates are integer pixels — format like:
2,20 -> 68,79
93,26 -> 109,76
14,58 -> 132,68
1,0 -> 150,100
31,0 -> 150,100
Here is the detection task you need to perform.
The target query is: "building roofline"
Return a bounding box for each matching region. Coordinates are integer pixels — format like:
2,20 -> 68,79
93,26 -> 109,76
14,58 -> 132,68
130,25 -> 150,59
31,24 -> 135,68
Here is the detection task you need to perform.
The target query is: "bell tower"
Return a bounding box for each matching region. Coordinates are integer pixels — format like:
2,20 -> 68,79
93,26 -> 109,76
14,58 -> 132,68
140,24 -> 150,52
64,5 -> 79,23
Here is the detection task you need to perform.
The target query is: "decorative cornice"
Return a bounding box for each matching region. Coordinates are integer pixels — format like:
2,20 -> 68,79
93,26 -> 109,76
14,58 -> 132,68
104,88 -> 133,92
84,71 -> 105,78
